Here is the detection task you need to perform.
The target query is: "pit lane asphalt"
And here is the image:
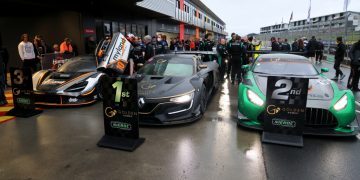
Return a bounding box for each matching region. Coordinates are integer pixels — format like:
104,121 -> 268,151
0,61 -> 359,180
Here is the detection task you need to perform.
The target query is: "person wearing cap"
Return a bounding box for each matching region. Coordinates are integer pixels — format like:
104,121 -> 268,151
60,38 -> 73,54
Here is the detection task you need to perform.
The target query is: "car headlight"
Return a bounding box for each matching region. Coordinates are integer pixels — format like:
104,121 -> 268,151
170,92 -> 194,103
247,89 -> 264,106
334,95 -> 348,111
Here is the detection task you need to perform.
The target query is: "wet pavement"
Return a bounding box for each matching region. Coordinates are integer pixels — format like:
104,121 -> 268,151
0,61 -> 360,180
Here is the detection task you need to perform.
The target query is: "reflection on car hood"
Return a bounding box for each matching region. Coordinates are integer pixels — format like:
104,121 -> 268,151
37,72 -> 96,92
253,74 -> 334,101
137,75 -> 194,99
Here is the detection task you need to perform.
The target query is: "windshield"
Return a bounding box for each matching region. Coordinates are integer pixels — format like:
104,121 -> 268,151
57,58 -> 97,73
138,56 -> 194,77
253,59 -> 318,76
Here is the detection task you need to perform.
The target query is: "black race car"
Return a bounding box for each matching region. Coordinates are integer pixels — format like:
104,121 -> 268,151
136,53 -> 220,125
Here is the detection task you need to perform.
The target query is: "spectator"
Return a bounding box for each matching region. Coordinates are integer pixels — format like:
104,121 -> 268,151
190,39 -> 195,51
34,36 -> 45,71
281,39 -> 291,52
291,38 -> 299,52
306,36 -> 317,63
85,36 -> 97,55
60,38 -> 73,54
143,35 -> 154,62
0,34 -> 9,85
271,37 -> 280,51
18,34 -> 37,73
217,38 -> 228,82
52,44 -> 60,53
315,38 -> 324,63
298,39 -> 305,52
277,38 -> 283,50
347,40 -> 360,91
170,38 -> 175,51
332,37 -> 346,80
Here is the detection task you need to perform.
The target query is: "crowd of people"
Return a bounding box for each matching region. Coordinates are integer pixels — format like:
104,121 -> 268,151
270,35 -> 360,91
1,30 -> 360,105
16,34 -> 80,73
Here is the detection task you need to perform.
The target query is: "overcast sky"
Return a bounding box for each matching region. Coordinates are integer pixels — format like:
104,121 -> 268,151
202,0 -> 360,36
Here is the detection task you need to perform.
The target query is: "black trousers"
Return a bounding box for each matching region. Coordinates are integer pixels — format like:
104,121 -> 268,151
348,64 -> 360,89
23,59 -> 37,73
230,55 -> 242,82
219,59 -> 226,81
316,51 -> 323,62
226,59 -> 232,77
334,60 -> 343,77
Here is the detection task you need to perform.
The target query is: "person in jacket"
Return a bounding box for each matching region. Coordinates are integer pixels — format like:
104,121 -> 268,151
217,38 -> 228,82
0,35 -> 9,86
348,40 -> 360,91
315,38 -> 324,63
60,38 -> 73,54
271,37 -> 280,51
291,38 -> 299,52
227,34 -> 246,84
18,34 -> 37,73
332,37 -> 346,80
306,36 -> 317,63
281,39 -> 291,52
144,35 -> 155,62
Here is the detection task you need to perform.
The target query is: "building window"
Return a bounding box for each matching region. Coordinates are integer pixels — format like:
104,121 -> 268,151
176,0 -> 180,9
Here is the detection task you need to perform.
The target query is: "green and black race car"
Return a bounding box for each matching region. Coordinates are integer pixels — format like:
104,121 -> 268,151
237,54 -> 358,136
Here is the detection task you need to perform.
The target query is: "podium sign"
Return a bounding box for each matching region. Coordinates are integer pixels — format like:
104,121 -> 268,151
7,68 -> 42,117
262,76 -> 309,147
97,75 -> 144,151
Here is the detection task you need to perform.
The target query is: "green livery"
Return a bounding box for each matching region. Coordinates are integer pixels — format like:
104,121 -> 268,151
237,54 -> 358,136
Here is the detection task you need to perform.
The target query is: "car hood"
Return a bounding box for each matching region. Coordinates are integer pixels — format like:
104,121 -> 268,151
253,74 -> 334,101
137,75 -> 194,99
36,71 -> 97,92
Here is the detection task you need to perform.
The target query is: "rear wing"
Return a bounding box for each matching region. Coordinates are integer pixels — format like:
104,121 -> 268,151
97,33 -> 132,73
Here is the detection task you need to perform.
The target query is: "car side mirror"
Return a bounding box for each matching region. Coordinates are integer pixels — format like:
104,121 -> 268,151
242,65 -> 250,72
321,68 -> 329,73
199,64 -> 208,69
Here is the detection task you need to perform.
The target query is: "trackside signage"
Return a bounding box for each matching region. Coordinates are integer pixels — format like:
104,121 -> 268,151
262,76 -> 309,147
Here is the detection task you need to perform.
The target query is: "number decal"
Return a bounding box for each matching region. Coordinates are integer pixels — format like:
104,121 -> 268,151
13,70 -> 24,85
112,81 -> 123,103
271,79 -> 293,100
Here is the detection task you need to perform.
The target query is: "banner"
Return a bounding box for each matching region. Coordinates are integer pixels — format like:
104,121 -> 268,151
97,75 -> 144,151
262,76 -> 309,147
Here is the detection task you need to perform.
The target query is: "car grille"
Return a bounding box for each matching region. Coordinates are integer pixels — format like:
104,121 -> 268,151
139,103 -> 159,114
34,94 -> 62,104
305,108 -> 338,128
258,108 -> 338,128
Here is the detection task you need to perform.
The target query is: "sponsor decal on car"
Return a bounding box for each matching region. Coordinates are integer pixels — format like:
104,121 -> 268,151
68,98 -> 79,103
